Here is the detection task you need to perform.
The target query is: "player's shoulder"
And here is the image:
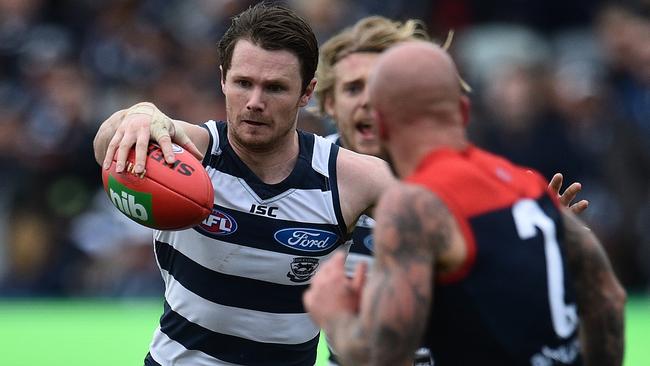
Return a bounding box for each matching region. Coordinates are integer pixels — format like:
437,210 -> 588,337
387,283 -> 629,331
337,147 -> 395,195
337,146 -> 390,174
375,182 -> 455,258
334,147 -> 396,228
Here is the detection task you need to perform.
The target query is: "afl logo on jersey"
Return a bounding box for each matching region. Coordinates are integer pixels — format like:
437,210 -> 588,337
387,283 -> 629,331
274,228 -> 338,252
197,208 -> 238,236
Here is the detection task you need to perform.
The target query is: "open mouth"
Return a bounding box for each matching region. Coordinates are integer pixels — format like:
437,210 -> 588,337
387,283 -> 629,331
356,121 -> 375,138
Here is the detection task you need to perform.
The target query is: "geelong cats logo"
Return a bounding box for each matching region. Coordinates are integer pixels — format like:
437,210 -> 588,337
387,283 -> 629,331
287,257 -> 319,283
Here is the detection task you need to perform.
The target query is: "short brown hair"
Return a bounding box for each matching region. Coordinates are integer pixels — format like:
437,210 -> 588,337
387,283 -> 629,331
315,16 -> 429,116
218,2 -> 319,94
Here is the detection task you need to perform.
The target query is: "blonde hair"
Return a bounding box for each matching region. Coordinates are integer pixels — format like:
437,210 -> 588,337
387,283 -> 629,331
314,16 -> 429,116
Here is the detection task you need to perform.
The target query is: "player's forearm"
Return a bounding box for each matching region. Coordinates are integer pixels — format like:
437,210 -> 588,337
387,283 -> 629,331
362,274 -> 427,366
93,109 -> 126,165
575,250 -> 626,366
562,212 -> 626,366
579,298 -> 625,366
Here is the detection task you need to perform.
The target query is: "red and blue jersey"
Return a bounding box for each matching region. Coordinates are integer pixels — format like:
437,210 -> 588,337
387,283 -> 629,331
407,146 -> 582,366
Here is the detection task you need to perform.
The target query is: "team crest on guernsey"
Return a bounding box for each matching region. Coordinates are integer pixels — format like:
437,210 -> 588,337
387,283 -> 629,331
287,257 -> 319,282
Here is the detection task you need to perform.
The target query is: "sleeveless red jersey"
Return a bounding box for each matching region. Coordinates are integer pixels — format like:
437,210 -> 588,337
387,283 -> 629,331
406,145 -> 582,366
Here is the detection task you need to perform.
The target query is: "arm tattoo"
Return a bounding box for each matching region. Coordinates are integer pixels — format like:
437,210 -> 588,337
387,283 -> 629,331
562,210 -> 626,366
364,184 -> 451,366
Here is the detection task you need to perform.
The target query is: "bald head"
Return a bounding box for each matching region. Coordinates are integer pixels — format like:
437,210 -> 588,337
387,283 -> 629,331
368,41 -> 464,128
367,41 -> 470,177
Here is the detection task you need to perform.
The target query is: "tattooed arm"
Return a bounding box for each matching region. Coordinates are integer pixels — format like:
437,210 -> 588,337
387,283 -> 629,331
361,183 -> 452,366
561,208 -> 626,366
305,183 -> 454,366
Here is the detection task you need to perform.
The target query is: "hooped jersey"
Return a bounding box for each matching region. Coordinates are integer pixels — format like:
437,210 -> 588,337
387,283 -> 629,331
407,146 -> 582,366
147,121 -> 351,366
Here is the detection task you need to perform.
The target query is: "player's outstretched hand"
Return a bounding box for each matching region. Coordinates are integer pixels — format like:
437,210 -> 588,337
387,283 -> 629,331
97,102 -> 202,174
548,173 -> 589,215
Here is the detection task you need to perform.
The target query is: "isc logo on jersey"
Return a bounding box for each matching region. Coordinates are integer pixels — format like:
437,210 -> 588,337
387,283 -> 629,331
107,176 -> 155,227
198,208 -> 238,236
274,228 -> 338,252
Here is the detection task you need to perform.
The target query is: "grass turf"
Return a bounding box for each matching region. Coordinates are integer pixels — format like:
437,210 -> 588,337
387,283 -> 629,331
0,296 -> 647,365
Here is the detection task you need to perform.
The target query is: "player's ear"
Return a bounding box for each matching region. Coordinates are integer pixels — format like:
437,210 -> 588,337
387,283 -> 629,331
220,65 -> 226,92
298,78 -> 317,107
460,95 -> 471,126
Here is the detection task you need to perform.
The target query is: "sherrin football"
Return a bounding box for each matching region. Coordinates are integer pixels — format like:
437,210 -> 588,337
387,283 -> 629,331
102,143 -> 214,230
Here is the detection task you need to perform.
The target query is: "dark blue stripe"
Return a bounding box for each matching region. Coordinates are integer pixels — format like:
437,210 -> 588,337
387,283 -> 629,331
206,121 -> 330,198
155,240 -> 308,313
327,144 -> 350,239
194,205 -> 344,256
160,301 -> 319,366
200,123 -> 215,168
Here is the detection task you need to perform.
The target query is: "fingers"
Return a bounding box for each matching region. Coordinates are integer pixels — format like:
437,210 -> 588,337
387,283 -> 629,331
569,199 -> 589,215
149,113 -> 204,164
107,113 -> 151,173
101,103 -> 194,174
314,251 -> 346,282
548,173 -> 563,195
174,126 -> 204,161
331,250 -> 347,267
303,252 -> 345,312
103,128 -> 124,170
151,116 -> 175,164
559,182 -> 582,207
549,173 -> 588,214
114,129 -> 137,173
133,127 -> 151,174
158,135 -> 175,164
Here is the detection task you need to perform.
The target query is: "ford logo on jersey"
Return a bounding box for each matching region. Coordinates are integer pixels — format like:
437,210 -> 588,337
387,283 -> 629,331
274,228 -> 338,252
198,208 -> 238,235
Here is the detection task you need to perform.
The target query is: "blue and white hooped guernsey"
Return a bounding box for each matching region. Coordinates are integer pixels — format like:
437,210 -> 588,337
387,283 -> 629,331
147,121 -> 352,366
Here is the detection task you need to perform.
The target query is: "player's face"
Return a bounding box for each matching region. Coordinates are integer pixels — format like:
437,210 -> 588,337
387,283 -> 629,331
325,52 -> 384,158
222,39 -> 314,151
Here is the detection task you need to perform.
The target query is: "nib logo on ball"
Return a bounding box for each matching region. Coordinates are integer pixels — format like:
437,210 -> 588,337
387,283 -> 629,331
107,175 -> 155,227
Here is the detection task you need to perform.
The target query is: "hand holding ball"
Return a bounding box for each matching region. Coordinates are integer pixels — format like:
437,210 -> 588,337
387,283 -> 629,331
102,143 -> 213,230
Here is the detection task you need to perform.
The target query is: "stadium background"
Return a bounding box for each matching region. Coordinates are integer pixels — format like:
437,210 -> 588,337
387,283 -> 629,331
0,0 -> 647,365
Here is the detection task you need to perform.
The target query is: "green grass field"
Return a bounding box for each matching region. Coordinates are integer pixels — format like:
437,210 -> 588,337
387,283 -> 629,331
0,296 -> 647,365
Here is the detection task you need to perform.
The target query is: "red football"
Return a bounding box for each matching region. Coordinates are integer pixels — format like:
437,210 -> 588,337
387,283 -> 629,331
102,143 -> 214,230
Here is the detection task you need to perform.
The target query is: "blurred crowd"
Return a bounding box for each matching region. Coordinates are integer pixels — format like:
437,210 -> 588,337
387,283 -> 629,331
0,0 -> 648,297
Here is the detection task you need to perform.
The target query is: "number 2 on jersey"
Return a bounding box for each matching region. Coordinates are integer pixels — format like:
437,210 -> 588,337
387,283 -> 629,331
512,199 -> 578,338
